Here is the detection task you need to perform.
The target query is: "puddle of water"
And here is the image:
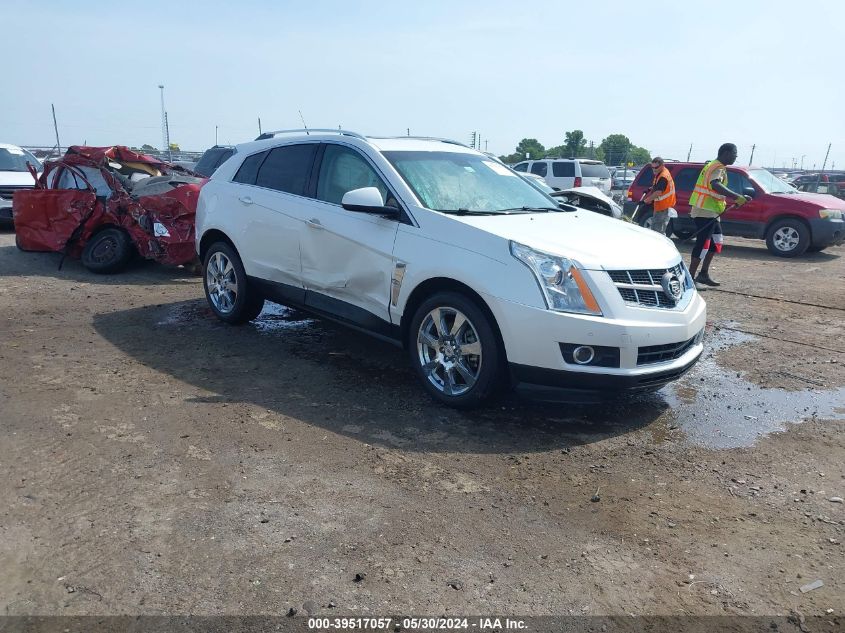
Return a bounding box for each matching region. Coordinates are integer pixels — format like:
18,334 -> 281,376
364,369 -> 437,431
252,303 -> 314,333
662,323 -> 845,449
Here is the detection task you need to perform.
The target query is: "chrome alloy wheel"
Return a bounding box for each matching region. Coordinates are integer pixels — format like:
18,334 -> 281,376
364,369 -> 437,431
772,226 -> 800,252
206,252 -> 238,314
417,307 -> 483,396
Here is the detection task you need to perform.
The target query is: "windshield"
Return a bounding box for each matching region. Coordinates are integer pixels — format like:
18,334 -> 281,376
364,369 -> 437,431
0,147 -> 42,172
383,150 -> 558,213
749,168 -> 797,193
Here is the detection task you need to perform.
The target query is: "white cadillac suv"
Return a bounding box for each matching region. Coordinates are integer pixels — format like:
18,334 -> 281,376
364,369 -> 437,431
195,130 -> 706,408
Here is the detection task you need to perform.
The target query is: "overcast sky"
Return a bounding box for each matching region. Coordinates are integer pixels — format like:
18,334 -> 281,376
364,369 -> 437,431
4,0 -> 844,169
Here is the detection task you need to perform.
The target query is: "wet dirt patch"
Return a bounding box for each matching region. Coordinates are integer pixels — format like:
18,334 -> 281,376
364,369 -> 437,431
662,323 -> 845,449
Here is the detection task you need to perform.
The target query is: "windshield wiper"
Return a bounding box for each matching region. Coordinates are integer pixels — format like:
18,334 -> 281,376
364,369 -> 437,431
497,206 -> 560,213
435,208 -> 499,215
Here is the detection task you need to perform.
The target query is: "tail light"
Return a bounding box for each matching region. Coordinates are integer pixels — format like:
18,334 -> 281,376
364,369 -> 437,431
574,177 -> 582,187
627,187 -> 633,199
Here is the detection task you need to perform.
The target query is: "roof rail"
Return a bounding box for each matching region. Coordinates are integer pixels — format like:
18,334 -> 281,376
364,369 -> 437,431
254,128 -> 366,141
370,135 -> 470,148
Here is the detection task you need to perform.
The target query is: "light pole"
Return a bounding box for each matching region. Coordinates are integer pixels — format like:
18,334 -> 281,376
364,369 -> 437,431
158,84 -> 166,156
215,125 -> 218,146
801,155 -> 806,170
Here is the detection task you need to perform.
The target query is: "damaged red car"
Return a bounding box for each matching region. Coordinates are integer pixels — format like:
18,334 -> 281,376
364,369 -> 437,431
13,146 -> 204,273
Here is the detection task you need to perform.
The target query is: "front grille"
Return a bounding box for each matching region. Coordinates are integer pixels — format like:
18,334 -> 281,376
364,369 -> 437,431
637,330 -> 702,366
607,262 -> 687,308
0,185 -> 33,199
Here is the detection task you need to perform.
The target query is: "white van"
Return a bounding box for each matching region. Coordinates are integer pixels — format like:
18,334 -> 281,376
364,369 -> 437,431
195,130 -> 705,408
512,158 -> 612,195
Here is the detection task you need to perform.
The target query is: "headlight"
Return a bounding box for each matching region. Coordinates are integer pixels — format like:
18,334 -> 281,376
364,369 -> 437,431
819,209 -> 843,220
510,241 -> 602,316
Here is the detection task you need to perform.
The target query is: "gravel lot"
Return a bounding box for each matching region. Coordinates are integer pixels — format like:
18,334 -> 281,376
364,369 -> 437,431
0,228 -> 843,618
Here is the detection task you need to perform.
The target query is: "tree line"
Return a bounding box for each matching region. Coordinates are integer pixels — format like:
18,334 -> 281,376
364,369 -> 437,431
499,130 -> 651,166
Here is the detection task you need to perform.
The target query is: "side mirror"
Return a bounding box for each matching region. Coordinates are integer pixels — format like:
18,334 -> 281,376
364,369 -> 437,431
341,187 -> 399,217
743,186 -> 756,199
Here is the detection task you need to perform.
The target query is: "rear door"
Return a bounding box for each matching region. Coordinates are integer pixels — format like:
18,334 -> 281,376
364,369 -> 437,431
299,143 -> 400,328
549,161 -> 575,190
232,144 -> 318,297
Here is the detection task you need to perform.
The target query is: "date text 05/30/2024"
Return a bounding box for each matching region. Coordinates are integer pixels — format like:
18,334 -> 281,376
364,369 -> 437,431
307,617 -> 527,630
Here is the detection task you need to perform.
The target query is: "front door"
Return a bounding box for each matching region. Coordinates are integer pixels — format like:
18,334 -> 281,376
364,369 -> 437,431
299,143 -> 399,328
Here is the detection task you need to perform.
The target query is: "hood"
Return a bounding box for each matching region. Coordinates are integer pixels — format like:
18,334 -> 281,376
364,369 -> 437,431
771,191 -> 845,210
451,210 -> 681,270
0,170 -> 39,186
551,186 -> 622,218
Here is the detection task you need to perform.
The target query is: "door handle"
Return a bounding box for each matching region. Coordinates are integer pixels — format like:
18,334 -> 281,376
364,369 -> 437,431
306,218 -> 324,229
238,196 -> 253,205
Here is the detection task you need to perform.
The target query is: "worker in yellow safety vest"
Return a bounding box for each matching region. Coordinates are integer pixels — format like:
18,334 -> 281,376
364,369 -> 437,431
642,156 -> 676,235
687,143 -> 749,288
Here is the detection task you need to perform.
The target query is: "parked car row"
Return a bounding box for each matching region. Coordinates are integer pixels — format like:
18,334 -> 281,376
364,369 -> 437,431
511,158 -> 613,195
625,163 -> 845,257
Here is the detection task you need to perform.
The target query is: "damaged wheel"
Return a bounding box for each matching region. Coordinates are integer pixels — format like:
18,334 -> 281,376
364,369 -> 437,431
81,228 -> 134,274
203,241 -> 264,324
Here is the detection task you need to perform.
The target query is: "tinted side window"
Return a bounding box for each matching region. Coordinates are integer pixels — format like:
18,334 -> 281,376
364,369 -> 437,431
674,168 -> 701,192
255,144 -> 317,195
530,162 -> 548,177
579,163 -> 610,178
726,170 -> 742,193
635,169 -> 654,186
316,144 -> 389,205
233,151 -> 267,185
513,162 -> 528,172
552,162 -> 575,177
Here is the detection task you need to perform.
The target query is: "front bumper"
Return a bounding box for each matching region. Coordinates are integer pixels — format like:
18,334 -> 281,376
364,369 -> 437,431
809,218 -> 845,248
482,287 -> 707,394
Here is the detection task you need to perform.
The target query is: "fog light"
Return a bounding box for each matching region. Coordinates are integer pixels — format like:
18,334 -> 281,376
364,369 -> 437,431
572,345 -> 595,365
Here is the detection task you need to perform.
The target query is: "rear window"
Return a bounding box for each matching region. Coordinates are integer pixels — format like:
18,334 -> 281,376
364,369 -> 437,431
579,162 -> 610,178
233,151 -> 268,185
552,162 -> 575,177
194,148 -> 231,177
255,144 -> 317,195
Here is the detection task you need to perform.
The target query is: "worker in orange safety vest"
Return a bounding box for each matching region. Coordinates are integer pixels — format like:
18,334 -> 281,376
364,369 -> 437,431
642,156 -> 676,235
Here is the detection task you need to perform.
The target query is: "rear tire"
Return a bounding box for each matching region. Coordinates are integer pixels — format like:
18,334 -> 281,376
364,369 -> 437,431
408,291 -> 502,409
202,241 -> 264,324
765,218 -> 810,257
81,227 -> 134,273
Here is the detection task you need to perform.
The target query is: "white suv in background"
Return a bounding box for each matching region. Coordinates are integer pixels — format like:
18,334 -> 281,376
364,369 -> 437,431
195,130 -> 705,408
0,143 -> 42,226
512,158 -> 612,195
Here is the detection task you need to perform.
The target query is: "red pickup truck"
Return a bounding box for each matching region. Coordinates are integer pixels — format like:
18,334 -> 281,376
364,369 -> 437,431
626,163 -> 845,257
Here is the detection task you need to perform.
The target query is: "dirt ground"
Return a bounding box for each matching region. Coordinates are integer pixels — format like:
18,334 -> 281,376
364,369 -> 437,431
0,228 -> 843,620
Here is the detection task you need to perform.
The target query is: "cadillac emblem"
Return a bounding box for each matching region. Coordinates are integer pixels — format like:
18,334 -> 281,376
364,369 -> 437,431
661,271 -> 684,303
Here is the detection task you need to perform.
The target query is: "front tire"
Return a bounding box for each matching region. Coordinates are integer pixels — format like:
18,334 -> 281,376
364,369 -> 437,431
81,227 -> 134,273
408,291 -> 502,408
203,241 -> 264,324
766,218 -> 810,257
